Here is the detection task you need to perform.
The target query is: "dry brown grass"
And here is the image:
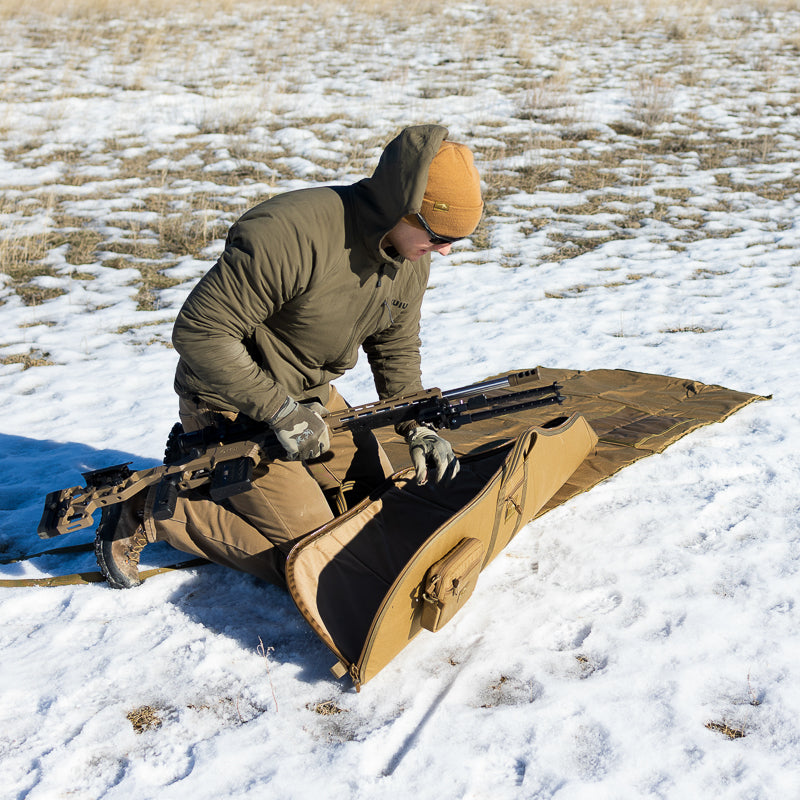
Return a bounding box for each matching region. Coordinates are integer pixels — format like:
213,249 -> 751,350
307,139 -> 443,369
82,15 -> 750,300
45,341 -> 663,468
2,0 -> 798,313
0,223 -> 67,305
0,348 -> 55,369
662,325 -> 725,334
143,194 -> 233,256
3,0 -> 795,31
126,705 -> 163,734
0,170 -> 239,304
468,205 -> 495,251
134,266 -> 183,312
114,318 -> 173,335
1,235 -> 52,278
0,0 -> 237,19
309,700 -> 347,715
630,76 -> 677,128
704,720 -> 746,739
517,69 -> 574,121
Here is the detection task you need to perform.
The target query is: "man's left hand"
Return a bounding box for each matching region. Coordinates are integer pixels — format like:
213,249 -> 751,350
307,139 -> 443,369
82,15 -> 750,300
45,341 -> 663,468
405,426 -> 460,485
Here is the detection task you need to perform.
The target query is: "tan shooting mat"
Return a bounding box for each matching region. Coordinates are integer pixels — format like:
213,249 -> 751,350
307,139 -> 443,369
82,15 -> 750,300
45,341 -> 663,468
376,365 -> 766,517
287,366 -> 766,687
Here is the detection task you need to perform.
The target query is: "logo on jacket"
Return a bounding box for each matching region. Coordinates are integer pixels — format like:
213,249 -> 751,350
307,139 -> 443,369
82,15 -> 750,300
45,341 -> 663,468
391,299 -> 409,310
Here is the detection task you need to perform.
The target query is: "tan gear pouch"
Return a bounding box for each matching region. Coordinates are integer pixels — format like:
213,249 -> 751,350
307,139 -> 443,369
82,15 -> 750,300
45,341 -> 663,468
420,537 -> 484,632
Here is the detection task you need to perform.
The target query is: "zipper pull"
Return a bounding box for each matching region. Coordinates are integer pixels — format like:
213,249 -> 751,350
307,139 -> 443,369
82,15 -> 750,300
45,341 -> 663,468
383,299 -> 395,324
349,663 -> 362,691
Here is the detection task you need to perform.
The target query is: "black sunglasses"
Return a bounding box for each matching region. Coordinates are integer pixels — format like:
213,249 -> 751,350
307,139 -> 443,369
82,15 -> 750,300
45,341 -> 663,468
414,213 -> 463,246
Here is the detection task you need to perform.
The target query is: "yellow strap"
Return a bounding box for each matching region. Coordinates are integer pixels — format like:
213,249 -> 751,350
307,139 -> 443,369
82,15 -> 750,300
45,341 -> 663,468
0,558 -> 209,588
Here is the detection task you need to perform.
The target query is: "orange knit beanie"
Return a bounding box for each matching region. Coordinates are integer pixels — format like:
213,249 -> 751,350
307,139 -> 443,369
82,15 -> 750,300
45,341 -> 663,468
409,141 -> 483,238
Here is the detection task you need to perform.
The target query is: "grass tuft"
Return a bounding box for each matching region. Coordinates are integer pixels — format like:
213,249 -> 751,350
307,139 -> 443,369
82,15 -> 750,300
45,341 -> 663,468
126,705 -> 163,734
309,700 -> 347,716
705,720 -> 746,740
134,266 -> 183,311
0,349 -> 55,369
630,75 -> 676,128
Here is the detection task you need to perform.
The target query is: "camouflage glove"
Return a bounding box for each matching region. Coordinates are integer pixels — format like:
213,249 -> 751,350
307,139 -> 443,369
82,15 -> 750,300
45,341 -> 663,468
269,398 -> 330,461
405,425 -> 460,486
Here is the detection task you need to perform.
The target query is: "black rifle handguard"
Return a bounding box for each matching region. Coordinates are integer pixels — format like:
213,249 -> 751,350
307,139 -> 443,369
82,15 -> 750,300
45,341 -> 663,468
152,477 -> 179,521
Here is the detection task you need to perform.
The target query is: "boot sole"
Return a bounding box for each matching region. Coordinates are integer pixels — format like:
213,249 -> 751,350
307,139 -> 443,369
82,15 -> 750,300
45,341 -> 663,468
94,504 -> 143,590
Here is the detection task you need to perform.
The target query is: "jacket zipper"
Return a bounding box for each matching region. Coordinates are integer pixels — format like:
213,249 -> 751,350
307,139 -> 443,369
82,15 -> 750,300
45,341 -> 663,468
335,265 -> 392,363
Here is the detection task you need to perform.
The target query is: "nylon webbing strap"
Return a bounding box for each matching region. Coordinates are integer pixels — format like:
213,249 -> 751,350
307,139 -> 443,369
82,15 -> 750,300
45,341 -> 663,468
0,558 -> 209,588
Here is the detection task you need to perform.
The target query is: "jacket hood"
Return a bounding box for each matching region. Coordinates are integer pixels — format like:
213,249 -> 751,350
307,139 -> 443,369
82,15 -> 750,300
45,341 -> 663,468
353,124 -> 449,261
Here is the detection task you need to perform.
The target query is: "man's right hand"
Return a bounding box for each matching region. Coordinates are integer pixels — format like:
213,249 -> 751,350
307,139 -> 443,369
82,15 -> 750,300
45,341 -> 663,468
268,398 -> 330,461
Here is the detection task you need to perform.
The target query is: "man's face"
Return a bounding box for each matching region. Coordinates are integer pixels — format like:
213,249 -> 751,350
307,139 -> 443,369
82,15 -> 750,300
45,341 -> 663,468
384,219 -> 453,262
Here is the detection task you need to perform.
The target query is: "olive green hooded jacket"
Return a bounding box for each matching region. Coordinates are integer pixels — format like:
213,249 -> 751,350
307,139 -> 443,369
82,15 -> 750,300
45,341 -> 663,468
172,124 -> 449,422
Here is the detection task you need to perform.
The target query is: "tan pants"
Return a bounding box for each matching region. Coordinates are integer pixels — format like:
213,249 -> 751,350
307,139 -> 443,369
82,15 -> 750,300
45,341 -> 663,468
143,387 -> 394,587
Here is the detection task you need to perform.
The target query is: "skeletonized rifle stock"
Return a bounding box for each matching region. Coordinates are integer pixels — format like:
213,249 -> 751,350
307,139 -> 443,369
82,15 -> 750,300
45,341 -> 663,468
38,370 -> 562,538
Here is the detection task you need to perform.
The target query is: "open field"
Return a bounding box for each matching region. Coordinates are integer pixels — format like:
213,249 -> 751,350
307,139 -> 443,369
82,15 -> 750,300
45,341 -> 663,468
2,0 -> 799,332
2,2 -> 800,799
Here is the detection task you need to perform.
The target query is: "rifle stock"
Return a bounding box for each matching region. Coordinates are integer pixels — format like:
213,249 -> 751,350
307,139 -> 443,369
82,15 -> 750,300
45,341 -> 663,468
38,370 -> 562,538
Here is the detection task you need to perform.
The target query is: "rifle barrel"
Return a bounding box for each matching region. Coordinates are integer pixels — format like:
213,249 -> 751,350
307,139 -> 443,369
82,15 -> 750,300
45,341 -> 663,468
442,369 -> 541,401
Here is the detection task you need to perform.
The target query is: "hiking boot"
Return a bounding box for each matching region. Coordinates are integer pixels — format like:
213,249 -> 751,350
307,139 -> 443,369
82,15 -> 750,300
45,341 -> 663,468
94,491 -> 148,589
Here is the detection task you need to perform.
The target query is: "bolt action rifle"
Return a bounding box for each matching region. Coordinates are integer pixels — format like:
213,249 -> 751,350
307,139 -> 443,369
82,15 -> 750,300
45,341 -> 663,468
38,370 -> 562,538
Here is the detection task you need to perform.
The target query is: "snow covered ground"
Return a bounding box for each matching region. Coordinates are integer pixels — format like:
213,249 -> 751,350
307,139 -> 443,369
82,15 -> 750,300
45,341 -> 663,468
1,2 -> 799,797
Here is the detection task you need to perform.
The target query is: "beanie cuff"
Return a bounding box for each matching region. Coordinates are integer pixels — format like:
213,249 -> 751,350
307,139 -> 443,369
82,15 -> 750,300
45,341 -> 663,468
419,198 -> 483,239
